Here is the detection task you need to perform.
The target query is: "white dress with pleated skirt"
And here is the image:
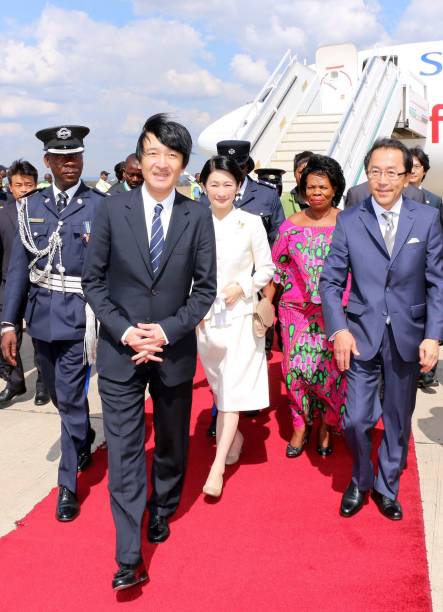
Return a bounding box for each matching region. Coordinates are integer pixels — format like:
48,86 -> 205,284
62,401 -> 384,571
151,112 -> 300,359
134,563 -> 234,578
196,208 -> 275,412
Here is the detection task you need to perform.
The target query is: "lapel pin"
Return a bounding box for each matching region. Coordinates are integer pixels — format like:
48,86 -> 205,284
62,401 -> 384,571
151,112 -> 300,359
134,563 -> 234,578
45,198 -> 50,203
77,198 -> 83,204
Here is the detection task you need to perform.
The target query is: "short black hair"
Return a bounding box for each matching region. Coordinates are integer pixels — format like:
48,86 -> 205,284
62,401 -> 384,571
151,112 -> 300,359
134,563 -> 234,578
136,113 -> 192,168
7,159 -> 38,183
409,146 -> 430,173
293,150 -> 314,172
299,154 -> 346,207
200,155 -> 243,186
114,161 -> 125,182
364,138 -> 413,173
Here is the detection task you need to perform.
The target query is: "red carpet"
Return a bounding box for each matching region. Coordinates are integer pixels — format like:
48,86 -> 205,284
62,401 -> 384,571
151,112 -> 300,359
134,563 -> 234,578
0,352 -> 432,611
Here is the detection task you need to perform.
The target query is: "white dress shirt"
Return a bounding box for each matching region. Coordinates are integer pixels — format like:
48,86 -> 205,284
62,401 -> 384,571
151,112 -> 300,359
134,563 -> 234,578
121,186 -> 176,345
236,175 -> 249,201
371,196 -> 402,238
142,183 -> 175,243
53,180 -> 81,207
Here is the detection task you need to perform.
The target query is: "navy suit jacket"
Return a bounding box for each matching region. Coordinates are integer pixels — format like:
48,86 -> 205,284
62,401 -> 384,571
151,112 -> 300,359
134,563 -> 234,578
2,182 -> 104,341
82,187 -> 217,385
0,198 -> 19,310
319,197 -> 443,362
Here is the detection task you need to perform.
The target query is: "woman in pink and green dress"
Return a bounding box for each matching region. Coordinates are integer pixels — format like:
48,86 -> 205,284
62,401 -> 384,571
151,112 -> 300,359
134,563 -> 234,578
266,155 -> 347,458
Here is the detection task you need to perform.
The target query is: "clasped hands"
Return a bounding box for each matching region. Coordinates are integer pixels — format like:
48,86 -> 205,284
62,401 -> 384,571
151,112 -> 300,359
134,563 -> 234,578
333,330 -> 439,373
126,323 -> 166,365
220,282 -> 244,305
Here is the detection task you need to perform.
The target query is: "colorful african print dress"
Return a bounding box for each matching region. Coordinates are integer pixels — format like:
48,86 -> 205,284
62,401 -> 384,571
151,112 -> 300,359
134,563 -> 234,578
272,220 -> 346,429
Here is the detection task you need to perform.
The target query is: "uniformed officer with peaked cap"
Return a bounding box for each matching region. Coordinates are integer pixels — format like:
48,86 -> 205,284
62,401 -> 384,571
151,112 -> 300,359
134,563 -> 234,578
255,167 -> 286,196
1,125 -> 104,522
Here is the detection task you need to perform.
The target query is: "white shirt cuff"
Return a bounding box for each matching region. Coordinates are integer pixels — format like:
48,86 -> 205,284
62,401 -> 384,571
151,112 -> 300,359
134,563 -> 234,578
329,328 -> 348,342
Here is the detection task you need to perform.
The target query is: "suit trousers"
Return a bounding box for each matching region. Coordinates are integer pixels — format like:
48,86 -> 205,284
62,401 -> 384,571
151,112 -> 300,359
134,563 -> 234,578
0,323 -> 46,392
35,339 -> 90,493
98,368 -> 193,566
344,324 -> 419,500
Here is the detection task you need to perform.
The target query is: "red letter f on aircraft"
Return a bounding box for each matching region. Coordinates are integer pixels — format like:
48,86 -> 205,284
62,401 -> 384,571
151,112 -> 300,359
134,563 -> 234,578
430,104 -> 443,143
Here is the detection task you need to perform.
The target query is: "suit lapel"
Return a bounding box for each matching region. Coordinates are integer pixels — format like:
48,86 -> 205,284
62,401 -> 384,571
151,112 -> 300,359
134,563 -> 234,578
125,188 -> 154,278
154,192 -> 190,279
358,198 -> 389,257
40,187 -> 60,219
389,199 -> 416,266
5,201 -> 18,231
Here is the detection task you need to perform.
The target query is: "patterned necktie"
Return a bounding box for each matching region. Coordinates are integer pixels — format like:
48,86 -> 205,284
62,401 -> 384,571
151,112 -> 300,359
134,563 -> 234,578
150,203 -> 164,274
382,211 -> 395,256
56,191 -> 68,214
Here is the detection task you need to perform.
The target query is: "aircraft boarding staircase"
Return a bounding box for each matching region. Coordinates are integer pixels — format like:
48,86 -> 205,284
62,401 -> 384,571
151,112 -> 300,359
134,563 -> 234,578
198,47 -> 428,198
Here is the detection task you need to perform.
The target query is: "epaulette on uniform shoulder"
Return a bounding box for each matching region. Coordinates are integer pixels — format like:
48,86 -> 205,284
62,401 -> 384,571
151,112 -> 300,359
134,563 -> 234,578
257,179 -> 276,189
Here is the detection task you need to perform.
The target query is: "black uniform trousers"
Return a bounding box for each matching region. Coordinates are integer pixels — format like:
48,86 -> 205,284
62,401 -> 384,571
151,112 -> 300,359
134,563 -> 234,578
98,366 -> 193,566
0,322 -> 46,393
36,339 -> 90,493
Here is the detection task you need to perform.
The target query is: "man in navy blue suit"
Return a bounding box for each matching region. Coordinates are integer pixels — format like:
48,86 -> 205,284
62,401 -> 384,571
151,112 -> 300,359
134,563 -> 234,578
320,138 -> 443,521
82,114 -> 217,591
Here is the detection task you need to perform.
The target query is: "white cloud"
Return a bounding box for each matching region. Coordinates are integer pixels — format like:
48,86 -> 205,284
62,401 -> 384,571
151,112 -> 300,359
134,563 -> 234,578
0,95 -> 58,118
394,2 -> 443,43
230,54 -> 270,86
0,122 -> 24,136
165,69 -> 222,97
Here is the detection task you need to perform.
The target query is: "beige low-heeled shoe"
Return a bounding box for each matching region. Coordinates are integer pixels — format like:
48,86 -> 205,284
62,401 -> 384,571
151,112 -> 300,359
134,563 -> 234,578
202,472 -> 223,497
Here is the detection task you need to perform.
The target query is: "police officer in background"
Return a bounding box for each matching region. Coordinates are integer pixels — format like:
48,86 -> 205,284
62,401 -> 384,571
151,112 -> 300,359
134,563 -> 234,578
1,126 -> 104,522
213,140 -> 285,244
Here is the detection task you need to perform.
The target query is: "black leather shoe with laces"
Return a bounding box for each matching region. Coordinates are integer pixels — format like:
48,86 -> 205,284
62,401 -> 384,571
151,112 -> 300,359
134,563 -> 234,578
112,561 -> 149,591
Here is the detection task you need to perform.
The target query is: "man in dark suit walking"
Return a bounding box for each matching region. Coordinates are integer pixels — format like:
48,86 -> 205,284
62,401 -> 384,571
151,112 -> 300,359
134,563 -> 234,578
0,160 -> 49,408
82,114 -> 217,591
320,139 -> 443,521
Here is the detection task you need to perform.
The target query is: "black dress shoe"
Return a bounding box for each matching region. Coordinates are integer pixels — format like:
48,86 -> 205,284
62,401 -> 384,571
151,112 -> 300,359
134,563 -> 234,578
112,561 -> 149,591
77,428 -> 96,472
340,481 -> 367,517
34,390 -> 51,406
317,427 -> 333,457
0,385 -> 26,408
372,490 -> 403,520
286,425 -> 312,458
148,515 -> 170,543
207,414 -> 217,438
56,486 -> 80,522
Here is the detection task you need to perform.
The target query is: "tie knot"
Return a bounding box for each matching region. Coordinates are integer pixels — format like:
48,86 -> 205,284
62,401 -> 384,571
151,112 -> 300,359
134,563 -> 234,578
154,203 -> 163,216
58,191 -> 67,201
382,211 -> 394,222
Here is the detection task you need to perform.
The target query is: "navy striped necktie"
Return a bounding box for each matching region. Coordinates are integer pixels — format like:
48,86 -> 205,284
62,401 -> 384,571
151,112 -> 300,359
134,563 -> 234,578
150,203 -> 164,274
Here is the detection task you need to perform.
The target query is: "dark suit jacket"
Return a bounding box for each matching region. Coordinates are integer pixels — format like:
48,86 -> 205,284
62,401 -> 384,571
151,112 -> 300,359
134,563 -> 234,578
344,181 -> 426,208
319,197 -> 443,362
82,188 -> 217,385
0,198 -> 19,310
108,182 -> 127,196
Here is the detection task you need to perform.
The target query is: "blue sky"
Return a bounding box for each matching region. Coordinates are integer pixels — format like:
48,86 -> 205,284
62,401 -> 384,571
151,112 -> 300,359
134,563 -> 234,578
0,0 -> 440,177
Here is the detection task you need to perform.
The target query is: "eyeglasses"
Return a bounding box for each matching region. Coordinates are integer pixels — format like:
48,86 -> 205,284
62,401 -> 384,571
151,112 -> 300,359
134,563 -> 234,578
367,169 -> 407,181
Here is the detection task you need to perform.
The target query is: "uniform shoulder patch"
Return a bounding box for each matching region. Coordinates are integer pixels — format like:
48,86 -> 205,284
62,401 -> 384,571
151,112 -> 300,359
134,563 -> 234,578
257,179 -> 276,189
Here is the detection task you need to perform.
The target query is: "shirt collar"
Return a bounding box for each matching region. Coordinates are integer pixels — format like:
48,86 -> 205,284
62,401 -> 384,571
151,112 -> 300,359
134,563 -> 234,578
237,175 -> 249,199
371,195 -> 402,219
53,180 -> 81,204
141,184 -> 176,211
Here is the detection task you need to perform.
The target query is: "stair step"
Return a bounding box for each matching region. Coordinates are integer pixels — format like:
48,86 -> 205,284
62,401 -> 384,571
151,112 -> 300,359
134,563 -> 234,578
285,123 -> 340,135
279,134 -> 336,146
294,114 -> 342,124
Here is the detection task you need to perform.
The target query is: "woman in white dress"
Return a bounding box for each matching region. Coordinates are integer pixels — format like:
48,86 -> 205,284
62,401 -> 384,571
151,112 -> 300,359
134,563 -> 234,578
197,156 -> 274,497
